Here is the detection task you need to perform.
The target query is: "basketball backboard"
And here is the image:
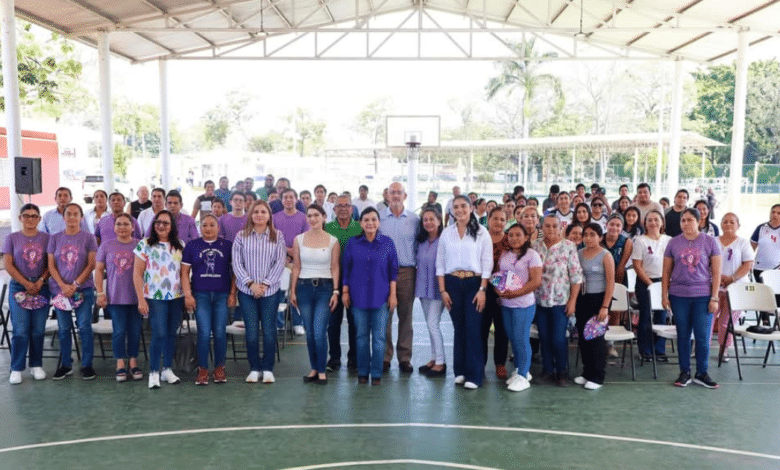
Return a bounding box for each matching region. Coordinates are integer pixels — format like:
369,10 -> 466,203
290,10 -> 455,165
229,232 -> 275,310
386,115 -> 441,148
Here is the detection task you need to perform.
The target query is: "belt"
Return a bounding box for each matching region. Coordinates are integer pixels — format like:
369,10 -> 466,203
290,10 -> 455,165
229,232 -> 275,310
449,270 -> 479,279
298,278 -> 333,287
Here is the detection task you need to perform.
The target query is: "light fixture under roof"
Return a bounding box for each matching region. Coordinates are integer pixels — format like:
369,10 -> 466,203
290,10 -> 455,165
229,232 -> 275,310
574,0 -> 587,38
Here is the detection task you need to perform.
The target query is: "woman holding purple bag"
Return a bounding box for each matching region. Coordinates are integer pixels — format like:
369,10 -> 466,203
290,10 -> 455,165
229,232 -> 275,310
3,204 -> 50,384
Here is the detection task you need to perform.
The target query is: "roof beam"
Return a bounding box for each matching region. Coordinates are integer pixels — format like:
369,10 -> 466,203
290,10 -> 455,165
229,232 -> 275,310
138,0 -> 215,47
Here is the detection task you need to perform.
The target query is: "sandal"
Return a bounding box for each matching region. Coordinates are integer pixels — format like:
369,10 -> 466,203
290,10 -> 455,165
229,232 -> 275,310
116,368 -> 128,382
130,367 -> 144,380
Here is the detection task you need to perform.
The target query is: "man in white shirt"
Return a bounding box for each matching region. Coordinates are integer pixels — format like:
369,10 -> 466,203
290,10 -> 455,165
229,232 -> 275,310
137,187 -> 166,234
313,184 -> 335,222
444,185 -> 461,226
353,185 -> 376,213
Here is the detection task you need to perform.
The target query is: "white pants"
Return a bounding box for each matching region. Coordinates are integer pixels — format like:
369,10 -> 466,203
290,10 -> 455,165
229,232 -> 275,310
420,298 -> 446,365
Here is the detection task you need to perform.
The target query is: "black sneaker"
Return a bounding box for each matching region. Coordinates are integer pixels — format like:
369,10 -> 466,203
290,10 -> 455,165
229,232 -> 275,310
53,366 -> 73,380
693,373 -> 719,389
674,371 -> 692,387
81,366 -> 97,381
325,360 -> 341,372
655,354 -> 669,363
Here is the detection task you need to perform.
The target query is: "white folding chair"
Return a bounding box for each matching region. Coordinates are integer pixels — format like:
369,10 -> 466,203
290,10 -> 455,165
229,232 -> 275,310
604,284 -> 636,380
759,270 -> 780,323
648,282 -> 685,379
278,267 -> 293,346
726,283 -> 780,380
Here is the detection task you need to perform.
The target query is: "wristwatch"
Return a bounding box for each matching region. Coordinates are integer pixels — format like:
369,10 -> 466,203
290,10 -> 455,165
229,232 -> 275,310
478,286 -> 486,292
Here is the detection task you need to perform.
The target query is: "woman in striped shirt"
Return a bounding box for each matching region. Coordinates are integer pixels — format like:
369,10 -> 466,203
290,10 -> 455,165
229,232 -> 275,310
232,200 -> 287,384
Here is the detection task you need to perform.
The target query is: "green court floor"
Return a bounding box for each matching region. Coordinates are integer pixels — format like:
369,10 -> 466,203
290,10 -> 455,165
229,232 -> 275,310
1,312 -> 779,470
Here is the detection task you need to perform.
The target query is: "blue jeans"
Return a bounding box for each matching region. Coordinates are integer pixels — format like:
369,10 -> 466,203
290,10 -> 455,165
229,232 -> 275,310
328,296 -> 356,365
9,280 -> 50,371
669,295 -> 713,376
445,275 -> 485,385
536,304 -> 569,375
502,305 -> 536,377
56,289 -> 95,369
239,292 -> 279,372
107,304 -> 142,359
296,279 -> 332,373
352,304 -> 388,378
147,298 -> 184,372
194,291 -> 229,369
635,279 -> 668,356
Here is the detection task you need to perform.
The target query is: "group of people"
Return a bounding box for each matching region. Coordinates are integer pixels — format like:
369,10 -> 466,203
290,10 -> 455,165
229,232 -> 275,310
4,176 -> 779,393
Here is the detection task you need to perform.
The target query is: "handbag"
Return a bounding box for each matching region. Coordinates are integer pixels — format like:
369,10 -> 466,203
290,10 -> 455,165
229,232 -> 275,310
13,292 -> 48,310
51,291 -> 85,311
583,316 -> 609,340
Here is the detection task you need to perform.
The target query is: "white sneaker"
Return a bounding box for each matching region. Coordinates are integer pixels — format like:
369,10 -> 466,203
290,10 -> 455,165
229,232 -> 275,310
9,371 -> 22,384
507,375 -> 530,392
573,376 -> 587,385
262,371 -> 275,383
246,371 -> 261,383
148,372 -> 161,389
160,368 -> 181,384
30,367 -> 46,380
584,381 -> 602,390
454,375 -> 466,385
293,325 -> 305,336
506,370 -> 519,385
463,381 -> 479,390
526,372 -> 532,382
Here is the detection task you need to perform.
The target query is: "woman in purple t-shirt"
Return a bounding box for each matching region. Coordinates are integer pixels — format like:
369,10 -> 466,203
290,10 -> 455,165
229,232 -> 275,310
47,203 -> 98,381
3,204 -> 50,384
182,215 -> 235,386
95,213 -> 141,382
663,208 -> 722,389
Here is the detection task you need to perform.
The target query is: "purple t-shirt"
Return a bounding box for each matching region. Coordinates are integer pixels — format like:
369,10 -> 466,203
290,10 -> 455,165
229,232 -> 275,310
181,237 -> 233,293
664,233 -> 721,298
2,231 -> 49,279
218,214 -> 247,241
498,249 -> 543,308
95,213 -> 142,245
272,210 -> 310,248
96,238 -> 139,305
47,230 -> 98,294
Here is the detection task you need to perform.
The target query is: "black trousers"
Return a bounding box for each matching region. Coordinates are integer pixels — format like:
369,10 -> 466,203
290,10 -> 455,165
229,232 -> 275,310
482,287 -> 508,366
753,269 -> 780,325
576,292 -> 607,385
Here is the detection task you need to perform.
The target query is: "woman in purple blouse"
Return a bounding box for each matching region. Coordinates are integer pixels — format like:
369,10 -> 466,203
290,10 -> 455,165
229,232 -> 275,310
342,207 -> 399,386
415,208 -> 445,378
95,213 -> 141,382
47,203 -> 98,381
663,208 -> 722,389
3,204 -> 50,384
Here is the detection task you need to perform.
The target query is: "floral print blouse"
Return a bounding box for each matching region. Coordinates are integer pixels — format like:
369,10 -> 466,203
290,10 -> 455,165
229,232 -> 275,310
531,238 -> 583,307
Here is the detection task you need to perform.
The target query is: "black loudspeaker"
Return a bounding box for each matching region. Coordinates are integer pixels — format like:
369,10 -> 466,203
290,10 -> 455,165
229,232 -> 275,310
15,157 -> 43,195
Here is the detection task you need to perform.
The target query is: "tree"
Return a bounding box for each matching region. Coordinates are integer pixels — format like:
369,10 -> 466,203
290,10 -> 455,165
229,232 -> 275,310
287,108 -> 326,157
486,38 -> 563,184
1,22 -> 85,117
690,60 -> 780,165
201,107 -> 230,150
353,98 -> 392,172
248,132 -> 286,153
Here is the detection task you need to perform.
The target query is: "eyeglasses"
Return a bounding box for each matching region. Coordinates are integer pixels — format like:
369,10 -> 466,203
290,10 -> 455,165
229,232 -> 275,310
21,214 -> 40,220
592,203 -> 603,207
154,221 -> 171,226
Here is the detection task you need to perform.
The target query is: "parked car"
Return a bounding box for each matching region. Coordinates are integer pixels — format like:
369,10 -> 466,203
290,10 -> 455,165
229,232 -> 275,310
82,175 -> 133,203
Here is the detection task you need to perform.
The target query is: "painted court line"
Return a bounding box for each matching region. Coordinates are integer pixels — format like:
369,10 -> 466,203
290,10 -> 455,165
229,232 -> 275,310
281,459 -> 500,470
0,423 -> 778,461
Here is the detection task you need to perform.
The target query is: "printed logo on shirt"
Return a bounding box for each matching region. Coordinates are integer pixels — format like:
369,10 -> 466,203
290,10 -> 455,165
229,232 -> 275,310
23,241 -> 43,269
113,251 -> 134,275
59,244 -> 80,271
199,247 -> 225,276
647,246 -> 653,255
679,245 -> 701,273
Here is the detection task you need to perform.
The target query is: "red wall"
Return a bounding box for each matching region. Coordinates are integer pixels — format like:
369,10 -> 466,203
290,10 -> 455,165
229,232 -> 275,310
0,128 -> 59,210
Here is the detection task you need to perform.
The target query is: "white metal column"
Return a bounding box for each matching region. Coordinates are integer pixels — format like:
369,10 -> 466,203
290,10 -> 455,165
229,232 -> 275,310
406,142 -> 420,210
2,0 -> 22,230
729,31 -> 749,212
656,77 -> 665,191
633,148 -> 639,190
159,59 -> 171,190
98,32 -> 114,193
667,60 -> 684,195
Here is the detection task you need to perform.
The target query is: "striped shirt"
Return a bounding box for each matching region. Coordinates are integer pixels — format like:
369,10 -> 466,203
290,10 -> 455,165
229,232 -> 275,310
232,228 -> 287,297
